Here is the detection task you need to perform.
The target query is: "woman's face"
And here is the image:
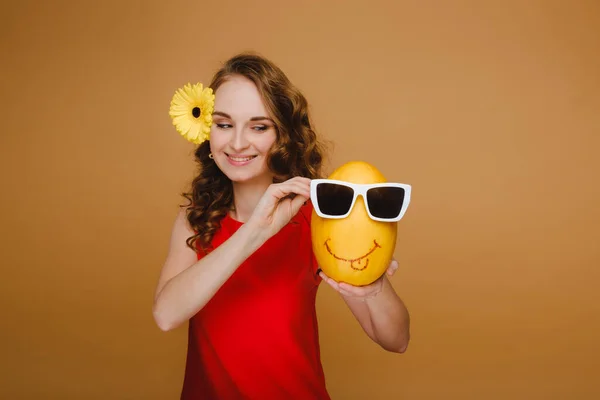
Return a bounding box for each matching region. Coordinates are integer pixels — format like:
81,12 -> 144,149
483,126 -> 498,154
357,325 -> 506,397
209,75 -> 277,185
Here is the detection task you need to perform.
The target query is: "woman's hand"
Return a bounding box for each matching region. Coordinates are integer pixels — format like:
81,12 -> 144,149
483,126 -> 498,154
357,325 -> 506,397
247,176 -> 311,240
320,258 -> 410,353
319,258 -> 399,300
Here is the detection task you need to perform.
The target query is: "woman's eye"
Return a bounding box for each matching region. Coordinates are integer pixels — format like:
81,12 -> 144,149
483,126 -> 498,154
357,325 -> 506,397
216,123 -> 232,129
253,125 -> 268,131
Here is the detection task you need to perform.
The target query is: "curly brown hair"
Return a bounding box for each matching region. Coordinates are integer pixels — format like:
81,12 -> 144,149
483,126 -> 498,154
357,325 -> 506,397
181,52 -> 328,253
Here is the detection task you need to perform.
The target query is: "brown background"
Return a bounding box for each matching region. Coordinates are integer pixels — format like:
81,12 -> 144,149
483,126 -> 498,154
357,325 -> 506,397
1,0 -> 599,398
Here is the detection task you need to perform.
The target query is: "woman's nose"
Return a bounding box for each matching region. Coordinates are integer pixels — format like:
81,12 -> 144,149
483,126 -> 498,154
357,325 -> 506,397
229,128 -> 250,151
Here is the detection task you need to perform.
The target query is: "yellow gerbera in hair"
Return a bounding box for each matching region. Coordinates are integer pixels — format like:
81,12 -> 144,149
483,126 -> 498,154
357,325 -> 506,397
169,83 -> 215,144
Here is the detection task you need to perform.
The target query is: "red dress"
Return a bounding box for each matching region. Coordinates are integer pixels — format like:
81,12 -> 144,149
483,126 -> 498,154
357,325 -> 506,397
180,203 -> 331,399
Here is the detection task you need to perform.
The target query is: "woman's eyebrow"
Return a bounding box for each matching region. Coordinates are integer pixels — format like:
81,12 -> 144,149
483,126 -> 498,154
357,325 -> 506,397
213,111 -> 274,123
213,111 -> 231,118
249,116 -> 274,122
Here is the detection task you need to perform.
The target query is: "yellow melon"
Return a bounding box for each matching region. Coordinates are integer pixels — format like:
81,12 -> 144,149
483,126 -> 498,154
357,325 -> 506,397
311,161 -> 397,286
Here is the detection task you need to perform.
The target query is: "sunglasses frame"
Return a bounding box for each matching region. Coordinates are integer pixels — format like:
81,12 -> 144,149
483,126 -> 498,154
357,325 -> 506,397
310,179 -> 412,222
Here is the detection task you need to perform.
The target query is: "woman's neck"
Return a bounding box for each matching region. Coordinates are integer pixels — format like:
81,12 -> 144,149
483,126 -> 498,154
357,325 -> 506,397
230,176 -> 273,223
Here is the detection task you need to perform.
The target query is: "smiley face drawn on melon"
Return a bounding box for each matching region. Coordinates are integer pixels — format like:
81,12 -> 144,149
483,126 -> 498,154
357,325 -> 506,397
311,161 -> 398,286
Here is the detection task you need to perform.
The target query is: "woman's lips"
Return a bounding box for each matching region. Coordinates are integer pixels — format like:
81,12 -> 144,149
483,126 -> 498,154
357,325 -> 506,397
225,153 -> 257,166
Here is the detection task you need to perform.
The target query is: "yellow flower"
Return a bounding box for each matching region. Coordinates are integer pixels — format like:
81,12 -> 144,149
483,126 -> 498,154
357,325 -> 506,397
169,83 -> 215,144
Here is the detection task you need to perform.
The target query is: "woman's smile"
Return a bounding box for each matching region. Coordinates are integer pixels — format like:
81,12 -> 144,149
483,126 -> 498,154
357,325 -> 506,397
225,152 -> 258,166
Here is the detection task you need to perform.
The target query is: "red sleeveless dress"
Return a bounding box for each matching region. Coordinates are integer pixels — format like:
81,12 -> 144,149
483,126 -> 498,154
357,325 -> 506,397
180,203 -> 331,399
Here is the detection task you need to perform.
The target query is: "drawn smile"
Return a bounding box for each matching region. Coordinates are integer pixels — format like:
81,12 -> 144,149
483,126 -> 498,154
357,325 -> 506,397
324,239 -> 381,271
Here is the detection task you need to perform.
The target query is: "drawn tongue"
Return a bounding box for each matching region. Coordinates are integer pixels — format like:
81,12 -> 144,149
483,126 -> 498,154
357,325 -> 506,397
350,258 -> 369,271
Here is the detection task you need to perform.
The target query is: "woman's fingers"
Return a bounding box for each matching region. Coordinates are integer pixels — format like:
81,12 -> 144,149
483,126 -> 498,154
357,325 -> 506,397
273,178 -> 310,199
338,289 -> 356,297
319,272 -> 383,299
254,178 -> 309,215
289,192 -> 309,215
264,178 -> 310,205
319,271 -> 340,291
338,282 -> 374,297
386,258 -> 399,276
248,176 -> 312,235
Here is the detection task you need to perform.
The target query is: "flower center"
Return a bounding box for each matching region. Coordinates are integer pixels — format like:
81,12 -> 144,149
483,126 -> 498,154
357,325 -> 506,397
192,107 -> 201,118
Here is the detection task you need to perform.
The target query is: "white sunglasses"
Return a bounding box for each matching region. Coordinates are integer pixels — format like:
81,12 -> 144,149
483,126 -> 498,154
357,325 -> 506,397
310,179 -> 412,222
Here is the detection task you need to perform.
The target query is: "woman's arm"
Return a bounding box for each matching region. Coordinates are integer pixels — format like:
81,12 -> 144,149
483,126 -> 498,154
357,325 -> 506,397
153,177 -> 311,332
343,277 -> 410,353
319,260 -> 410,353
152,209 -> 266,331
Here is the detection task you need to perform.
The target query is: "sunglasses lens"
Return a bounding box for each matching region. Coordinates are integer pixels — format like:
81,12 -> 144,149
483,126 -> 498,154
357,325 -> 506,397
316,183 -> 354,216
366,186 -> 406,219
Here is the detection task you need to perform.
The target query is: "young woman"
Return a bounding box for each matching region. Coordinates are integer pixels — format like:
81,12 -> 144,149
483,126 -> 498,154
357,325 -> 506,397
153,52 -> 410,399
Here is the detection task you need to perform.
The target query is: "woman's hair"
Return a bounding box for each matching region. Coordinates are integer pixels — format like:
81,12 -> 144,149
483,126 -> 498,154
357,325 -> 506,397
181,52 -> 327,253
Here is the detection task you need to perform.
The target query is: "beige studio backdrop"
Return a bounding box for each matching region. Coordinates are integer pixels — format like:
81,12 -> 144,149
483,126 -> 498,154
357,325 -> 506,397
1,0 -> 599,399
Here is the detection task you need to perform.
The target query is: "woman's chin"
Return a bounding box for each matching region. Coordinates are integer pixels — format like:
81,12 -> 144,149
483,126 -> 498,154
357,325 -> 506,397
227,170 -> 274,186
